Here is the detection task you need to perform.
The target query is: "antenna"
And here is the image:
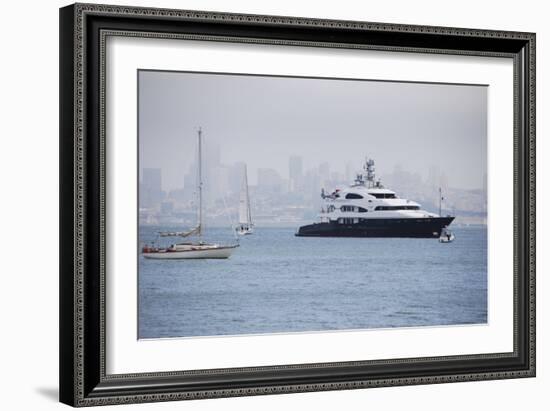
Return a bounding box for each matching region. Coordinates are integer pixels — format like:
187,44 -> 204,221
439,187 -> 442,217
365,158 -> 376,187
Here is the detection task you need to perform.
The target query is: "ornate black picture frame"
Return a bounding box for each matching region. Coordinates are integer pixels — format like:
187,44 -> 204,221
59,3 -> 535,407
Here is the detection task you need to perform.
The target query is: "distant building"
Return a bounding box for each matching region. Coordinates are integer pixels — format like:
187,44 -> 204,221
304,168 -> 321,204
289,156 -> 303,192
140,168 -> 162,208
228,162 -> 246,195
330,171 -> 344,184
183,162 -> 197,201
318,162 -> 330,187
257,168 -> 283,192
160,201 -> 174,215
167,188 -> 186,203
200,140 -> 226,206
205,139 -> 221,169
205,165 -> 231,206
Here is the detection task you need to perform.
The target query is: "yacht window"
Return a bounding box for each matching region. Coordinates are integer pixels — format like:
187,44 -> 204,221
345,193 -> 364,199
339,218 -> 357,224
375,205 -> 420,211
371,193 -> 397,199
340,205 -> 368,213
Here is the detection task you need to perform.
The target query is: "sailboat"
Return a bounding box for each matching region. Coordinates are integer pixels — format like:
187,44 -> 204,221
142,128 -> 239,259
236,165 -> 254,236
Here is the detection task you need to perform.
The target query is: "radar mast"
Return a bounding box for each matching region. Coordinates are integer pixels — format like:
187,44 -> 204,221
354,157 -> 379,188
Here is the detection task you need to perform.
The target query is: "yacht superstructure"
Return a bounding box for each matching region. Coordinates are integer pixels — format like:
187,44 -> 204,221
296,158 -> 454,238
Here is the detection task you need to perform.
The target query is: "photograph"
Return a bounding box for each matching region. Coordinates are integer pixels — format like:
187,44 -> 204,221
137,70 -> 488,339
57,2 -> 536,407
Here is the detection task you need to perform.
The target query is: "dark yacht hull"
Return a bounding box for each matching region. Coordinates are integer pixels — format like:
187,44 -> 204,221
295,217 -> 455,238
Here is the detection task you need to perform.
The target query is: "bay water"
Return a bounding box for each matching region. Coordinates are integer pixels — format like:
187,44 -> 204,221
139,226 -> 487,338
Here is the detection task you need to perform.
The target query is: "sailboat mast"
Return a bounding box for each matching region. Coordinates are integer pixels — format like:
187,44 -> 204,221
244,164 -> 252,226
198,128 -> 203,237
245,165 -> 252,225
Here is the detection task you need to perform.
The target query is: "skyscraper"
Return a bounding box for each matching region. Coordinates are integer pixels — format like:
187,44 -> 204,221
229,162 -> 246,195
204,140 -> 222,206
140,168 -> 162,208
288,156 -> 303,192
318,162 -> 330,188
257,168 -> 283,192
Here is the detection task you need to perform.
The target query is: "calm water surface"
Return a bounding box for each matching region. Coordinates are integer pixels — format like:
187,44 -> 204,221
139,226 -> 487,338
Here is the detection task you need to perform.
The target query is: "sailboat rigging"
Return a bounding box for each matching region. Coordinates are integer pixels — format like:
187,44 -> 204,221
142,128 -> 239,259
236,164 -> 254,235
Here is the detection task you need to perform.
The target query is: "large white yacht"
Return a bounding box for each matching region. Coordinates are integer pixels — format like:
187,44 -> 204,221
295,158 -> 454,238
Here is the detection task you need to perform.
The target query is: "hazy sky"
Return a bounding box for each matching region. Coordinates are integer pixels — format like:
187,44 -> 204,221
138,70 -> 487,191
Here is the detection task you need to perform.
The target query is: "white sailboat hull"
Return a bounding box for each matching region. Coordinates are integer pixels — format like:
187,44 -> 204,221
237,227 -> 254,236
143,244 -> 238,259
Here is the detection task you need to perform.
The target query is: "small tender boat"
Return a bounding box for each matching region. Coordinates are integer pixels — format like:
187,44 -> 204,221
439,226 -> 455,243
142,128 -> 238,260
236,164 -> 254,236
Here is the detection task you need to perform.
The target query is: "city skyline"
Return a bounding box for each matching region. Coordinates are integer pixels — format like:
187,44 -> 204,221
140,155 -> 457,197
139,151 -> 487,228
139,70 -> 487,193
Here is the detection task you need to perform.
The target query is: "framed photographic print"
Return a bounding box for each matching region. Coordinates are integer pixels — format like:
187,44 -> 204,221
59,3 -> 535,407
